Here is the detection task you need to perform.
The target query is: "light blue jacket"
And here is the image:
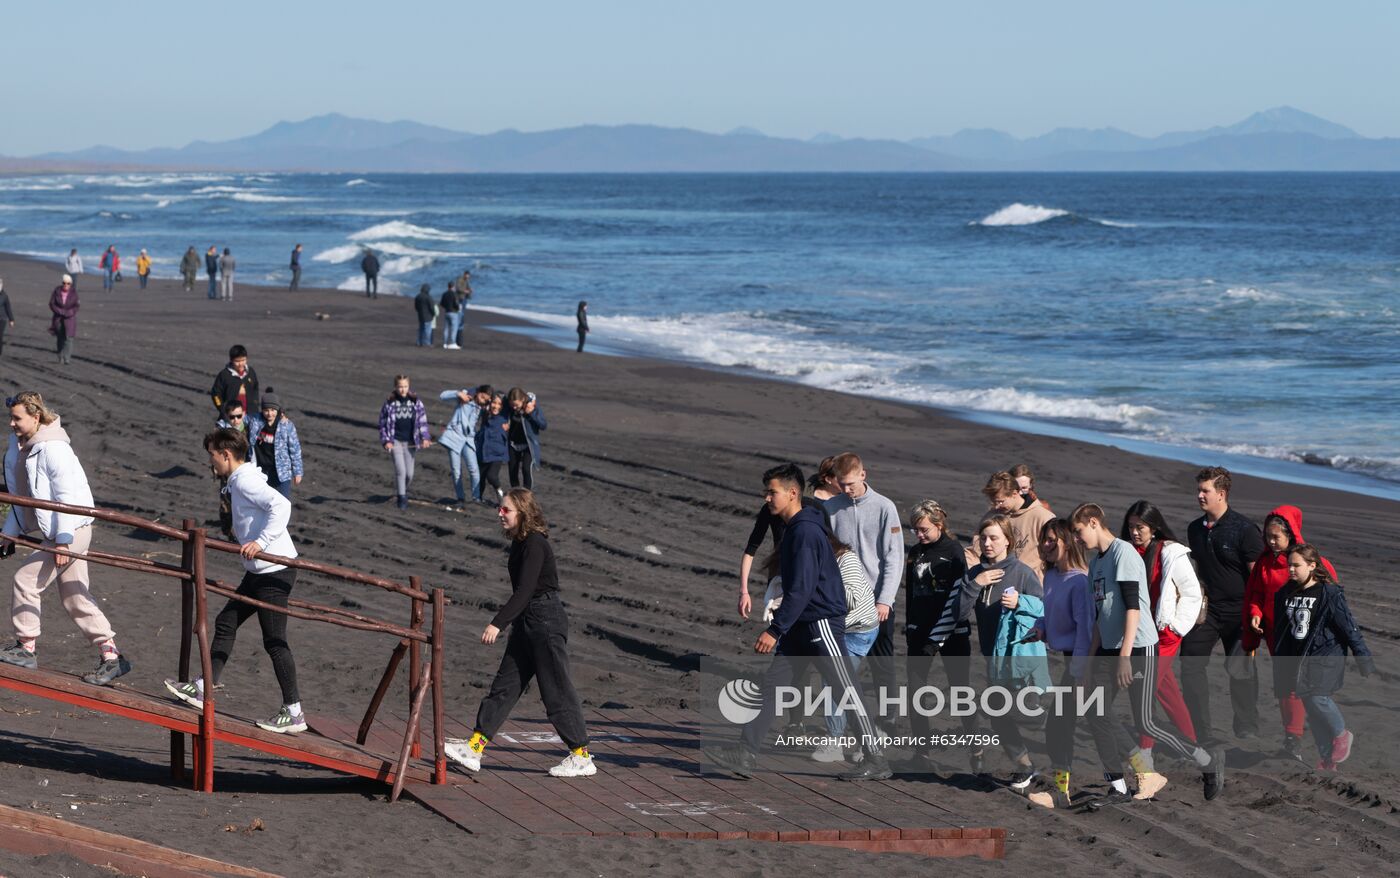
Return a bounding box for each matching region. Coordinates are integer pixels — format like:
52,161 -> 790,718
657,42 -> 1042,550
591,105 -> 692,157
246,414 -> 304,484
438,393 -> 485,454
988,593 -> 1050,690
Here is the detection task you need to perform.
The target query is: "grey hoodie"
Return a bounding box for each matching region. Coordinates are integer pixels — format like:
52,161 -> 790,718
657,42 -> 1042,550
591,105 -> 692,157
824,484 -> 905,607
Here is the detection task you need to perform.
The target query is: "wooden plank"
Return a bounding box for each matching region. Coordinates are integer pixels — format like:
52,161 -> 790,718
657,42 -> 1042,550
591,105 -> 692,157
583,709 -> 799,838
406,780 -> 533,836
0,804 -> 283,877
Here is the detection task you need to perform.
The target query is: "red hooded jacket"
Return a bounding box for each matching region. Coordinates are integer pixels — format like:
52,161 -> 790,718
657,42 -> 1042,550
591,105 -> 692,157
1242,504 -> 1338,652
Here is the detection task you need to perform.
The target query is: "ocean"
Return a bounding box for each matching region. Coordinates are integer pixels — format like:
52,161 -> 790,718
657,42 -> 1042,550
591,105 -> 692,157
2,171 -> 1397,497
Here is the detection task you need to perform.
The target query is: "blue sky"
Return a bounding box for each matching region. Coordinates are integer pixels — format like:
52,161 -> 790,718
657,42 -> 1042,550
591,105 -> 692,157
4,1 -> 1395,154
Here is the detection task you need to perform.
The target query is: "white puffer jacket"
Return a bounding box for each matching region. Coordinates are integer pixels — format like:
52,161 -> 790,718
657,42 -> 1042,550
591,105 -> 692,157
1156,541 -> 1203,637
2,419 -> 94,544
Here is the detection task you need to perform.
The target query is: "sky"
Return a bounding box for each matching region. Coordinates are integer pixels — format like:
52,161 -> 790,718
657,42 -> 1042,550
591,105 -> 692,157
3,0 -> 1397,155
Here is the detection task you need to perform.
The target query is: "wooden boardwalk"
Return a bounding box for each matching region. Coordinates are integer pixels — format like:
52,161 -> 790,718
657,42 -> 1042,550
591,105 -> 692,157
0,663 -> 433,788
342,707 -> 1005,859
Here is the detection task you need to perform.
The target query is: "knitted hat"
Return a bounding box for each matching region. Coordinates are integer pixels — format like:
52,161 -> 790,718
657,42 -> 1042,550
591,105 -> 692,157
260,388 -> 282,411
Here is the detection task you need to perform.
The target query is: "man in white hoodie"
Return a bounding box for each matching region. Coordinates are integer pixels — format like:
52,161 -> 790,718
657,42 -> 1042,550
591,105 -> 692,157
0,392 -> 130,685
164,428 -> 306,733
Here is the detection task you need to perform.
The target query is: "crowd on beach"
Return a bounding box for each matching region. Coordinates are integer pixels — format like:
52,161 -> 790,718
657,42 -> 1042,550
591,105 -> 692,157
704,454 -> 1374,808
0,245 -> 1374,803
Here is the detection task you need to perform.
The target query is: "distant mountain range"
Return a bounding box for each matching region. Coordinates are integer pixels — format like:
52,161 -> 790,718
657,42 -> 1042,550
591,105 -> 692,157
6,107 -> 1400,173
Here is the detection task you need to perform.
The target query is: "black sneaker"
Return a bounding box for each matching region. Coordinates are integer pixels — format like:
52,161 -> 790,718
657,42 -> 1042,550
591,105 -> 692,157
1203,747 -> 1227,801
1282,735 -> 1304,762
1009,766 -> 1039,792
839,753 -> 892,782
82,655 -> 131,686
704,743 -> 758,778
1083,789 -> 1136,810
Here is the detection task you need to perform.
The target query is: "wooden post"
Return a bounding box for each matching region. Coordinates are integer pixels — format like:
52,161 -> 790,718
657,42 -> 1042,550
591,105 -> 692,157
407,576 -> 423,760
171,520 -> 195,781
431,587 -> 446,785
391,661 -> 432,804
191,528 -> 216,793
357,640 -> 408,745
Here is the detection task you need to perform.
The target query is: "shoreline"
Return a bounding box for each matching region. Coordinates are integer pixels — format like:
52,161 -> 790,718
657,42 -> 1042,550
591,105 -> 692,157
7,245 -> 1396,502
468,298 -> 1400,503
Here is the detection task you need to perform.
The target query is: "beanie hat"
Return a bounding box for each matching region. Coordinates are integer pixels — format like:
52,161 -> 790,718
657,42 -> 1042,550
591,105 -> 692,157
260,388 -> 282,411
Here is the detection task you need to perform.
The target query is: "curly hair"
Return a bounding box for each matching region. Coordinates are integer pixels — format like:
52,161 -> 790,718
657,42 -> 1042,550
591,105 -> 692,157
503,488 -> 549,541
8,391 -> 57,425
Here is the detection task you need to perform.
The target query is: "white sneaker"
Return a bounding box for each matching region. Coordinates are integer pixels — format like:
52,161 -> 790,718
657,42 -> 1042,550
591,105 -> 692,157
444,738 -> 482,772
811,741 -> 845,763
549,752 -> 596,778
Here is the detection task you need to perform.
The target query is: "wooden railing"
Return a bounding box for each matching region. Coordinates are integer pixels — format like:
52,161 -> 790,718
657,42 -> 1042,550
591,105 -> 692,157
0,491 -> 446,802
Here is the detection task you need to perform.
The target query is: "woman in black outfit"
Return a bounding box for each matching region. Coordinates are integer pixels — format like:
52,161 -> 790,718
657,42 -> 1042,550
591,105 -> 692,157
576,300 -> 589,352
444,489 -> 595,778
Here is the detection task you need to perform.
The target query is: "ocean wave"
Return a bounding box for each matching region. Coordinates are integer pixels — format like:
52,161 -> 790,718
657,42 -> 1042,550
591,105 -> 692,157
337,274 -> 403,294
1223,285 -> 1282,303
313,244 -> 364,264
191,186 -> 251,194
345,178 -> 371,186
0,182 -> 74,192
972,202 -> 1133,228
348,221 -> 468,242
231,192 -> 307,203
473,306 -> 1161,431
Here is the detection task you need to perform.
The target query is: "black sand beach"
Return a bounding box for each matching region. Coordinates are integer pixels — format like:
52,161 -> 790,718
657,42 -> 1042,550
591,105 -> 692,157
0,252 -> 1397,876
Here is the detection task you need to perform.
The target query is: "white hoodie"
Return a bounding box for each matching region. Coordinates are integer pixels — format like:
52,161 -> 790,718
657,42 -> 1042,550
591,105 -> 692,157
2,418 -> 94,544
226,462 -> 297,573
65,253 -> 83,275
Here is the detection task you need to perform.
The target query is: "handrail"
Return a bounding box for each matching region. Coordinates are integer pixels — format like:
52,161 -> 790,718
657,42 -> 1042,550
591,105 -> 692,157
0,491 -> 427,600
0,486 -> 449,797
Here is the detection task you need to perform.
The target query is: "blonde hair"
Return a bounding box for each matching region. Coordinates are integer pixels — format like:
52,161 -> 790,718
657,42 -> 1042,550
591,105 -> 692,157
9,391 -> 57,425
908,500 -> 948,530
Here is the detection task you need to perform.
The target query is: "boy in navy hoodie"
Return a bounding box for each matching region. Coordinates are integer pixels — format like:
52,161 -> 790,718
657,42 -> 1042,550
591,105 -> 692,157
705,463 -> 891,781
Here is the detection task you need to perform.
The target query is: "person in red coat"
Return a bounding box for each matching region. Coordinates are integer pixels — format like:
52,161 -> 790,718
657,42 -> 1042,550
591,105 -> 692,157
1244,504 -> 1338,759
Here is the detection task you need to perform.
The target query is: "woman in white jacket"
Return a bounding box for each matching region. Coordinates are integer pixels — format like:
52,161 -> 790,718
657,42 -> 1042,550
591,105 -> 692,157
0,392 -> 130,685
1121,500 -> 1203,759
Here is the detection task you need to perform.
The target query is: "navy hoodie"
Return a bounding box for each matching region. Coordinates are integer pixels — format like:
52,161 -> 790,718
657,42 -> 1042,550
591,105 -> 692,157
768,506 -> 847,640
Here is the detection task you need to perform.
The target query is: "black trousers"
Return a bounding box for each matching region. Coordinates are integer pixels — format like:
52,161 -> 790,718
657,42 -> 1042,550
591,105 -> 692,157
1044,652 -> 1081,770
906,631 -> 976,741
290,266 -> 301,290
482,461 -> 505,497
867,613 -> 897,704
576,330 -> 587,352
364,274 -> 378,297
508,446 -> 534,489
474,594 -> 589,750
210,567 -> 300,705
1179,611 -> 1258,742
1086,646 -> 1198,772
741,616 -> 882,755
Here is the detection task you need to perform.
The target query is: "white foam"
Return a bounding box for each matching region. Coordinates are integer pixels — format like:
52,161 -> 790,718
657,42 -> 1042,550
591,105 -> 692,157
473,306 -> 1161,431
974,203 -> 1070,226
191,186 -> 249,194
313,244 -> 364,264
337,274 -> 403,294
0,182 -> 73,192
348,221 -> 468,242
1223,286 -> 1281,303
231,192 -> 307,203
380,255 -> 437,275
345,178 -> 370,186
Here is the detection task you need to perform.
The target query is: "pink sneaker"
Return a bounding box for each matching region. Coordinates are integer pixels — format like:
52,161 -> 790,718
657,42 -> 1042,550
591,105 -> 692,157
1330,730 -> 1354,765
1316,758 -> 1337,771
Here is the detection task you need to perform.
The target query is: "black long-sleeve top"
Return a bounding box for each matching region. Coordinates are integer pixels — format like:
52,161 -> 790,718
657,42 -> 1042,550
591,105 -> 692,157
0,292 -> 12,323
492,532 -> 559,628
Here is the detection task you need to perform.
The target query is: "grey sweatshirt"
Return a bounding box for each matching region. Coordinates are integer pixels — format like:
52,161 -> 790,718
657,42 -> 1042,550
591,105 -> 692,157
824,484 -> 905,607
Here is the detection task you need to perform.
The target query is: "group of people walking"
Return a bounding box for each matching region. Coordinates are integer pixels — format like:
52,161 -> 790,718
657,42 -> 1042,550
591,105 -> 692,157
714,456 -> 1374,807
378,377 -> 546,510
